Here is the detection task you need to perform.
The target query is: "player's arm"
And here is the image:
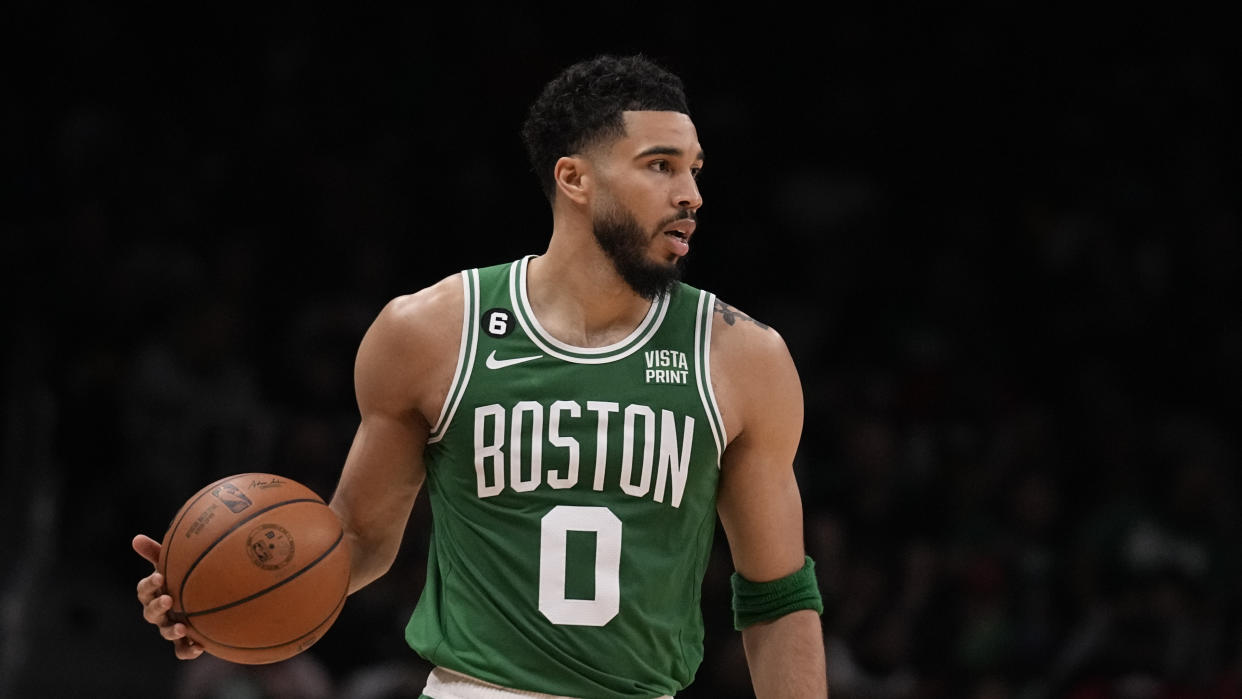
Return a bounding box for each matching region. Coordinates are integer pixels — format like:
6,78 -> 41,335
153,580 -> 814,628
330,275 -> 463,593
131,275 -> 462,658
712,300 -> 828,698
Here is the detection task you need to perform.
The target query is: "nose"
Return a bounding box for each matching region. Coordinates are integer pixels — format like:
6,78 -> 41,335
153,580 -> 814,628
675,173 -> 703,212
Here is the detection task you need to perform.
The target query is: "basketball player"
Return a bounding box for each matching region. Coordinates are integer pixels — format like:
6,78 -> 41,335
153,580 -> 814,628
134,54 -> 828,697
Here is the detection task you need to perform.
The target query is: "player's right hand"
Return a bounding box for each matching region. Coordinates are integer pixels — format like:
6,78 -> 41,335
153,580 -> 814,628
132,534 -> 204,660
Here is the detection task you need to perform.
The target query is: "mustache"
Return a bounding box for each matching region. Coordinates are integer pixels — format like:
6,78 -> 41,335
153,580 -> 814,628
660,209 -> 697,226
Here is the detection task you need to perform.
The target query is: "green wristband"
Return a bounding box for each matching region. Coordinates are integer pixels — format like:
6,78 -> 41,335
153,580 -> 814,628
730,555 -> 824,630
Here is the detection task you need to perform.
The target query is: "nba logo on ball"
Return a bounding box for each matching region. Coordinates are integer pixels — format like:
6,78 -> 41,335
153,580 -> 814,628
247,524 -> 295,570
211,483 -> 253,513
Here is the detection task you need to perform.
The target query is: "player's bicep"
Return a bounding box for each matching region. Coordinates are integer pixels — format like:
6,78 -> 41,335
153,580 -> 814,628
330,299 -> 433,589
346,296 -> 430,484
717,430 -> 807,582
716,326 -> 807,582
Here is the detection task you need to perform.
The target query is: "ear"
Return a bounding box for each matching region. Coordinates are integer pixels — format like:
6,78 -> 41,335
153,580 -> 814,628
553,155 -> 592,205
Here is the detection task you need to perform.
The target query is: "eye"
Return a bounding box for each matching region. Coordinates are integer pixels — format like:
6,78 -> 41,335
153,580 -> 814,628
691,166 -> 703,179
648,159 -> 671,173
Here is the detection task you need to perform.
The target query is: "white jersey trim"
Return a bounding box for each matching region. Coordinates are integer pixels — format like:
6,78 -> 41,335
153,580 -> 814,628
428,269 -> 480,444
694,292 -> 726,462
510,256 -> 670,364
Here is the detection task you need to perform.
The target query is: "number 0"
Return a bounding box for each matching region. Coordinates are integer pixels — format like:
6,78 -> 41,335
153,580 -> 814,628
538,505 -> 622,626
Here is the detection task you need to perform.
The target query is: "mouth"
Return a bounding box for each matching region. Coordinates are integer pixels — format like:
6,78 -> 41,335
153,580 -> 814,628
661,220 -> 695,257
662,219 -> 696,242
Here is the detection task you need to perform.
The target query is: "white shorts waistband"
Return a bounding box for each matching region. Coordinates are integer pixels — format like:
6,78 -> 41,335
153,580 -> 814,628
422,666 -> 673,699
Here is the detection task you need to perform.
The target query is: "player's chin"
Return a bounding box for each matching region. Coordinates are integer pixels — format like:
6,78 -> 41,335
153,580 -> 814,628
649,253 -> 683,270
648,243 -> 685,265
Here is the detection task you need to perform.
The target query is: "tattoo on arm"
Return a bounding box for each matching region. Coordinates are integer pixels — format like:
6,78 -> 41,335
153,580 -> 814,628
714,299 -> 770,330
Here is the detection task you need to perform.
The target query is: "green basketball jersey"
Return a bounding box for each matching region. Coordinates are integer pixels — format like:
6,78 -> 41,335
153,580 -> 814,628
405,256 -> 727,698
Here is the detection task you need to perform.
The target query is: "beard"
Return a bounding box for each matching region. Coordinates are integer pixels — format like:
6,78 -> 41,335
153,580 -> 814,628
592,204 -> 685,301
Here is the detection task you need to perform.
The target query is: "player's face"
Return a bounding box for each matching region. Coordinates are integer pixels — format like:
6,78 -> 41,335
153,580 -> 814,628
589,111 -> 704,300
592,198 -> 682,300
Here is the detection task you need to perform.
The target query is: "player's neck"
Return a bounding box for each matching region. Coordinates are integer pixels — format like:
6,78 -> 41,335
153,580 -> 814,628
527,231 -> 653,349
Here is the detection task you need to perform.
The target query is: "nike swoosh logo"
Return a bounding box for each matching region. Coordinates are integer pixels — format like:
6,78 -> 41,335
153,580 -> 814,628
485,350 -> 543,370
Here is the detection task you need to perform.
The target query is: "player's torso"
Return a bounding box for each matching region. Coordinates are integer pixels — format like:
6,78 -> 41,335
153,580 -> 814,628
407,256 -> 726,699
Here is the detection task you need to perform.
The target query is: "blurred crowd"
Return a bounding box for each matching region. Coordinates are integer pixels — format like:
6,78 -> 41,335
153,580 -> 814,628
3,6 -> 1238,699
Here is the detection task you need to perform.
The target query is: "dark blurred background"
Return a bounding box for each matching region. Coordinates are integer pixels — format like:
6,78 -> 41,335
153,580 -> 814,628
3,4 -> 1239,698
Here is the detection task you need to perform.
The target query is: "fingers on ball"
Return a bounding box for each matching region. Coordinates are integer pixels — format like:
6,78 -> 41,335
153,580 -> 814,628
136,573 -> 164,602
175,638 -> 203,660
143,595 -> 171,624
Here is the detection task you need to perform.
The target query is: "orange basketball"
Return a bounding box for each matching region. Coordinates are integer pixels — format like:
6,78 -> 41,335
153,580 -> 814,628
158,472 -> 351,664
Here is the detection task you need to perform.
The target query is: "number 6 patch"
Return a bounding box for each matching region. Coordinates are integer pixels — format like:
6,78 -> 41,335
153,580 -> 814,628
482,308 -> 514,338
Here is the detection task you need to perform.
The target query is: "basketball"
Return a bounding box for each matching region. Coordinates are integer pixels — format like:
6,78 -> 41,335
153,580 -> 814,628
158,472 -> 352,665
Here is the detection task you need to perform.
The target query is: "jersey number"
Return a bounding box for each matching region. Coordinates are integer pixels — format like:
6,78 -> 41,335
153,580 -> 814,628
488,313 -> 508,336
538,505 -> 621,626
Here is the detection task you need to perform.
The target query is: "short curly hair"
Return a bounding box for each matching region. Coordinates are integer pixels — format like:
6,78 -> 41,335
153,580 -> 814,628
521,54 -> 690,202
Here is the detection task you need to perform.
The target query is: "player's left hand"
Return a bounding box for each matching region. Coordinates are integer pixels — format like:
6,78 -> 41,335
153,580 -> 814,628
132,534 -> 205,660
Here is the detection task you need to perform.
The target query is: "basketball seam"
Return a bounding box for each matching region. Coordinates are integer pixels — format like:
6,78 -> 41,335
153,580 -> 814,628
192,583 -> 349,652
176,498 -> 327,608
182,525 -> 345,618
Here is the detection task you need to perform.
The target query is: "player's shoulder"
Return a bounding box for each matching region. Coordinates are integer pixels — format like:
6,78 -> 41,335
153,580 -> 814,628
380,272 -> 464,329
706,295 -> 789,362
703,295 -> 801,442
354,273 -> 467,420
381,257 -> 515,328
362,273 -> 465,362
